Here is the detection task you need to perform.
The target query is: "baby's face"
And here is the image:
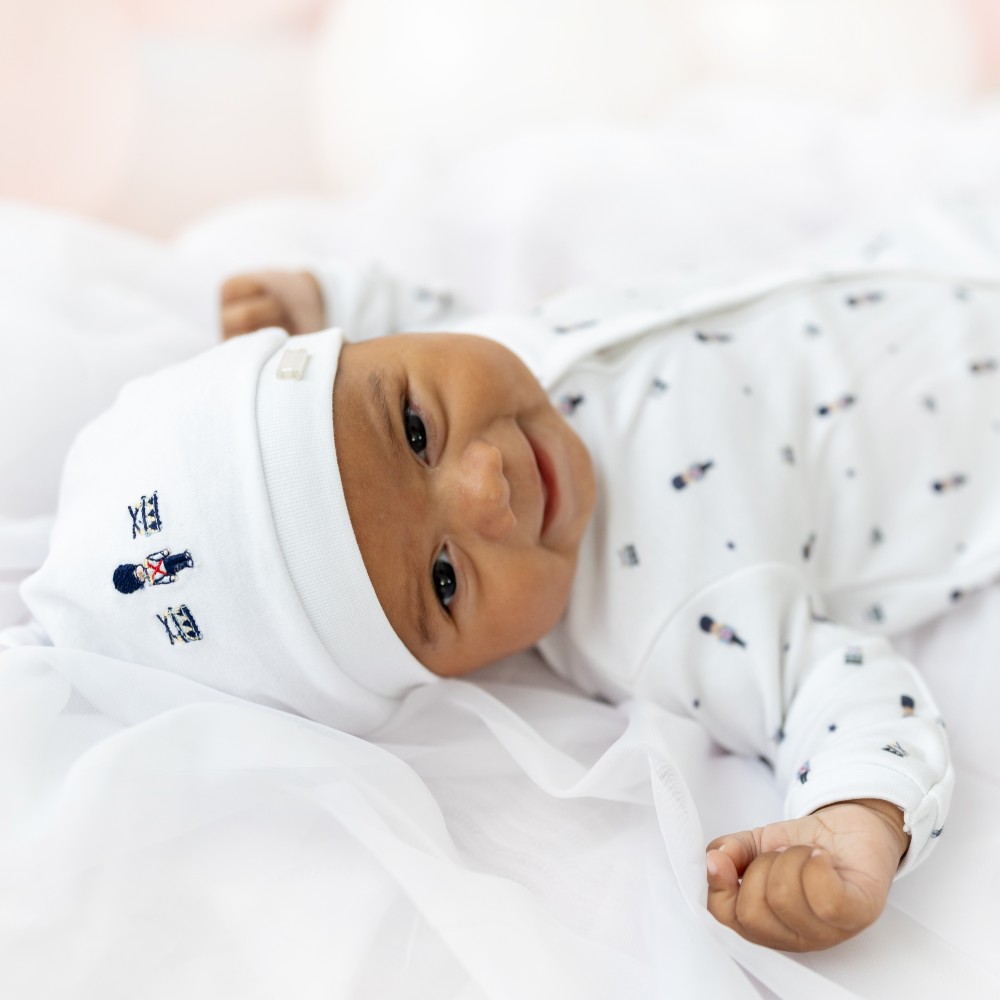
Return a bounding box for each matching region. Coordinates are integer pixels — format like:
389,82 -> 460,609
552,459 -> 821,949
333,333 -> 595,677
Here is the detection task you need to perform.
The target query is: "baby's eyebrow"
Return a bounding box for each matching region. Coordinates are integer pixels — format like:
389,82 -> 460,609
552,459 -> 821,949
367,366 -> 433,650
368,368 -> 404,461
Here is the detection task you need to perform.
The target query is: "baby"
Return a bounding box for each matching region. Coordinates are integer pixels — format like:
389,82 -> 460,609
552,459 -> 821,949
24,258 -> 995,955
216,261 -> 994,954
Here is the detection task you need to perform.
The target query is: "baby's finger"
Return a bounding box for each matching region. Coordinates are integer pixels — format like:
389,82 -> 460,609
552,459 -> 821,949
221,274 -> 267,303
221,295 -> 287,338
731,851 -> 805,949
705,829 -> 760,877
706,847 -> 741,929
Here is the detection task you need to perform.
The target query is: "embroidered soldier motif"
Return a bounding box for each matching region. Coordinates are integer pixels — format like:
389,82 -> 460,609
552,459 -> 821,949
969,358 -> 997,374
882,740 -> 908,757
802,532 -> 816,561
845,290 -> 884,307
618,544 -> 640,567
157,604 -> 203,645
797,761 -> 810,784
816,393 -> 857,417
559,394 -> 585,415
699,615 -> 747,648
553,319 -> 598,334
693,330 -> 732,343
844,646 -> 864,666
113,549 -> 193,594
901,695 -> 916,717
931,473 -> 967,493
128,492 -> 162,539
672,460 -> 714,490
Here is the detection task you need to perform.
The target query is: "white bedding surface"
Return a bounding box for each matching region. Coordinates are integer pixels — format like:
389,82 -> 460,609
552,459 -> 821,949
3,103 -> 1000,998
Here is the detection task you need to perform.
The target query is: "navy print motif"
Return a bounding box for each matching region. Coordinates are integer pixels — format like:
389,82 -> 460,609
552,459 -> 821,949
553,319 -> 598,335
866,603 -> 885,624
931,473 -> 967,493
672,460 -> 714,490
157,604 -> 203,645
693,330 -> 733,343
559,394 -> 585,415
618,544 -> 640,567
828,723 -> 837,732
930,827 -> 944,838
970,358 -> 997,374
871,526 -> 884,546
816,394 -> 857,417
901,695 -> 915,717
802,533 -> 816,560
113,549 -> 194,594
780,445 -> 796,465
797,761 -> 811,784
954,286 -> 970,301
882,740 -> 908,757
923,395 -> 937,412
804,323 -> 822,337
650,377 -> 669,395
844,646 -> 864,665
845,290 -> 885,308
129,492 -> 162,539
699,615 -> 747,648
773,726 -> 786,743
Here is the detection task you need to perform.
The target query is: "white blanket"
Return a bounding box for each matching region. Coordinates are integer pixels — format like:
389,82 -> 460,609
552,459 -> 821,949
3,104 -> 1000,998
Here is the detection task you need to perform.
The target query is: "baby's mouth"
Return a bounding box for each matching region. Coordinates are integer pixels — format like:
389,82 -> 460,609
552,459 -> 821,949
529,436 -> 558,538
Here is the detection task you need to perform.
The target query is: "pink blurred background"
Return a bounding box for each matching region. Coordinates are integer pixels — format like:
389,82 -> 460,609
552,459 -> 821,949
1,0 -> 998,238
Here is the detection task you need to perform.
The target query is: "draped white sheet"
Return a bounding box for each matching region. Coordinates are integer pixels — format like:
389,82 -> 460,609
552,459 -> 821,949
3,100 -> 1000,998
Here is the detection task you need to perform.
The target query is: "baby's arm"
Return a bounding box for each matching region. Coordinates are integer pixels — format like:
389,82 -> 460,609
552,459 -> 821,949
640,569 -> 952,951
219,263 -> 460,341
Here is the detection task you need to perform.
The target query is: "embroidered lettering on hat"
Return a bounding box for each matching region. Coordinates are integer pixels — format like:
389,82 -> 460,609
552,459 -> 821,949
276,348 -> 310,381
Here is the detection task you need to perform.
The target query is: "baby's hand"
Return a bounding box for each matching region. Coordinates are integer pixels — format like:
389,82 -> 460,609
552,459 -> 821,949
220,271 -> 325,340
705,799 -> 909,951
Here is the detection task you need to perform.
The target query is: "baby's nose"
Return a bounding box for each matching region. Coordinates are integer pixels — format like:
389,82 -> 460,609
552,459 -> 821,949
444,439 -> 516,543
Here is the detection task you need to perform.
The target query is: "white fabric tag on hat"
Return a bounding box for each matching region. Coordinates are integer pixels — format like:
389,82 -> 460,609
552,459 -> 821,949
276,347 -> 310,380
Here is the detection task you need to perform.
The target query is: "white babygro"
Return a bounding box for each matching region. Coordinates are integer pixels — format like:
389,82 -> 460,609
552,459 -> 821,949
536,273 -> 1000,873
317,254 -> 1000,874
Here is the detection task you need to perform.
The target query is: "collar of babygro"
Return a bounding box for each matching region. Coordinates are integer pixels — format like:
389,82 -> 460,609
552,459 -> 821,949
255,327 -> 437,697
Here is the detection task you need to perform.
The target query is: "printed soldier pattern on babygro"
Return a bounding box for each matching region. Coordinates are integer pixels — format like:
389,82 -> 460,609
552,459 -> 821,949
538,275 -> 1000,868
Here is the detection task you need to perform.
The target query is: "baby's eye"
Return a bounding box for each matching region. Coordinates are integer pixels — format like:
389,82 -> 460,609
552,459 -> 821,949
432,550 -> 457,610
404,403 -> 428,459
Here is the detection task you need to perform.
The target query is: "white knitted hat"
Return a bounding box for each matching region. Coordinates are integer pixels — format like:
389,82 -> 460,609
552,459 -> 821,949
22,327 -> 436,733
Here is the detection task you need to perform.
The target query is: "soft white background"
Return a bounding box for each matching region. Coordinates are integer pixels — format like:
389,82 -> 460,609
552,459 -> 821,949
1,0 -> 998,237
